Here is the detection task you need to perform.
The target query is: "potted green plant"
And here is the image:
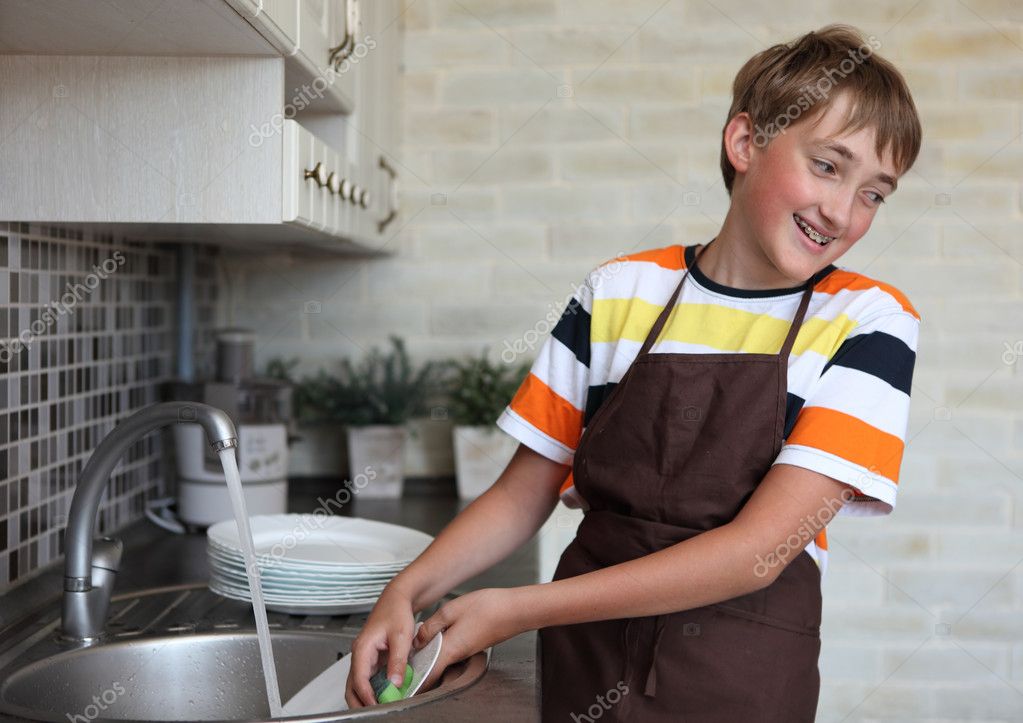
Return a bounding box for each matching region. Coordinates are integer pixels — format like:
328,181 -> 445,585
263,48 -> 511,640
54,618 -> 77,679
440,349 -> 531,499
291,335 -> 443,499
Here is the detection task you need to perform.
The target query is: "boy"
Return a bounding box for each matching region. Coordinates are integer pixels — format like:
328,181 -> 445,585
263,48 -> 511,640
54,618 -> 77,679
347,24 -> 921,723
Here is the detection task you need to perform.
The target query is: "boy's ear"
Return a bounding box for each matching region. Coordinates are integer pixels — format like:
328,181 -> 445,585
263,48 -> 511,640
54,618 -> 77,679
724,111 -> 755,174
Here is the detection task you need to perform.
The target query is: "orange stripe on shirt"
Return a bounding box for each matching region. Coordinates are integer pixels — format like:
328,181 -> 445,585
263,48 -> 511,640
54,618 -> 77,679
509,372 -> 584,454
598,245 -> 687,272
559,469 -> 575,496
787,405 -> 905,484
815,529 -> 828,552
816,269 -> 919,320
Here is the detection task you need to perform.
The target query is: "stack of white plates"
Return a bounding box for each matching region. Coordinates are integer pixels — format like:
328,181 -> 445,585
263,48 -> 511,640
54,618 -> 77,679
206,514 -> 434,615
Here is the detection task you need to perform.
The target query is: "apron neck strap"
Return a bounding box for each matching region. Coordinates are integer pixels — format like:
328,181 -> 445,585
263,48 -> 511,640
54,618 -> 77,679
637,243 -> 708,358
779,277 -> 815,359
638,242 -> 817,359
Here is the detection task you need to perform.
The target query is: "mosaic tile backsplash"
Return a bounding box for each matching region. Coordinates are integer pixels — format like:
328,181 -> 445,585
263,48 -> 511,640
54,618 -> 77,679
0,223 -> 219,592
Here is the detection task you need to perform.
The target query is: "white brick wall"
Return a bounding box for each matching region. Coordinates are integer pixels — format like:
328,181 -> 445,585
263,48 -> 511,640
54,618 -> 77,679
226,3 -> 1023,717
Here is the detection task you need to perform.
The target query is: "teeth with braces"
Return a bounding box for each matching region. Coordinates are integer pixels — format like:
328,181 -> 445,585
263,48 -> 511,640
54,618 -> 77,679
794,215 -> 834,245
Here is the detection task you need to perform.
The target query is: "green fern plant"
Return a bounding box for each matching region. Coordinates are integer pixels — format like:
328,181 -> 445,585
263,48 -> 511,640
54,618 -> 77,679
441,348 -> 531,427
292,336 -> 443,427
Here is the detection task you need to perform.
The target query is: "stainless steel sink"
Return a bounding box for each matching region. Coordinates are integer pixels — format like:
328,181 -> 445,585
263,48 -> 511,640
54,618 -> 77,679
0,583 -> 489,722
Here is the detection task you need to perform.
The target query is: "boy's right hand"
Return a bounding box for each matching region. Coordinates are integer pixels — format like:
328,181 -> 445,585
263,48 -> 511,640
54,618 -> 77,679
344,587 -> 417,709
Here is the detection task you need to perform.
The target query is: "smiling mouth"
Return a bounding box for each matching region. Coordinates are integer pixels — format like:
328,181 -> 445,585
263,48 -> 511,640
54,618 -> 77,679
793,214 -> 835,245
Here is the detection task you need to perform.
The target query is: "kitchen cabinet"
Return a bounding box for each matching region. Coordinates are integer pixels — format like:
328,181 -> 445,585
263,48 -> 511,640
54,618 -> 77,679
226,0 -> 359,114
354,0 -> 402,242
0,0 -> 400,254
292,0 -> 402,247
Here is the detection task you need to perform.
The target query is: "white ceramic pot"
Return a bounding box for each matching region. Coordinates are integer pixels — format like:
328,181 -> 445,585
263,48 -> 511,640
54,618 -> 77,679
452,425 -> 519,499
345,424 -> 407,498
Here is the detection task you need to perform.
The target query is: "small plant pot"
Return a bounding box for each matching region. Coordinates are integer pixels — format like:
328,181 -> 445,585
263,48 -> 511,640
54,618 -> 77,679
452,425 -> 519,499
346,425 -> 407,498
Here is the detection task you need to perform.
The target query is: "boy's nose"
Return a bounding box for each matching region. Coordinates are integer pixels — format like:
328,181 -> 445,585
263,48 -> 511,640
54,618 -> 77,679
816,194 -> 853,237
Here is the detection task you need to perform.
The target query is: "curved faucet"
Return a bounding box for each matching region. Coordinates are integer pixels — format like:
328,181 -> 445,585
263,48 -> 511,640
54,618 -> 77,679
60,401 -> 238,643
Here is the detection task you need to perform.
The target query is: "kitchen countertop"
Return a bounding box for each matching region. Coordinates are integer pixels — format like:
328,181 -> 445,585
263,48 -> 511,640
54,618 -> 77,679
0,478 -> 543,722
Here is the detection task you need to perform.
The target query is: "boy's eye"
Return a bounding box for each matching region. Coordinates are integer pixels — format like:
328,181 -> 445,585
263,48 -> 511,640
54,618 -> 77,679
812,158 -> 835,174
813,158 -> 886,205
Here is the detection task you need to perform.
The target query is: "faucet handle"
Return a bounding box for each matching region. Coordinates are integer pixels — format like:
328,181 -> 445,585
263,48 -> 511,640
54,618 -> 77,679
59,537 -> 123,644
91,536 -> 123,574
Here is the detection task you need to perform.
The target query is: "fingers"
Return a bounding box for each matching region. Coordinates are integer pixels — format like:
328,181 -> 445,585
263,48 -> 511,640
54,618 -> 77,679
346,637 -> 380,708
413,619 -> 429,650
414,610 -> 444,649
386,626 -> 413,687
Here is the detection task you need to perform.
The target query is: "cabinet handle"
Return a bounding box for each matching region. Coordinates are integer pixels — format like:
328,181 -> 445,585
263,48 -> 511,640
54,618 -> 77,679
304,161 -> 328,187
340,178 -> 352,201
326,171 -> 340,195
328,0 -> 359,68
349,184 -> 361,205
377,155 -> 399,234
359,189 -> 371,208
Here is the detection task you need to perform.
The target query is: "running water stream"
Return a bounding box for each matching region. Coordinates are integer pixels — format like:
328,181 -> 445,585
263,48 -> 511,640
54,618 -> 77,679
218,447 -> 283,717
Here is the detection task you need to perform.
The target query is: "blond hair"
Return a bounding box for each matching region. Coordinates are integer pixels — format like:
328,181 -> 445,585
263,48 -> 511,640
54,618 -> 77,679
720,24 -> 922,195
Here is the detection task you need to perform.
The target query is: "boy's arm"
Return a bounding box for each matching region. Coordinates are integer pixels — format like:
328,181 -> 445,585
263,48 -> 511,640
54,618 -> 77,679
387,443 -> 569,614
511,463 -> 850,628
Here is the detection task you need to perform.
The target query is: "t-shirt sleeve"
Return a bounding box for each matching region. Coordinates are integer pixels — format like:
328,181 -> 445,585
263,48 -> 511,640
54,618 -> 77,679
772,309 -> 920,517
495,269 -> 595,505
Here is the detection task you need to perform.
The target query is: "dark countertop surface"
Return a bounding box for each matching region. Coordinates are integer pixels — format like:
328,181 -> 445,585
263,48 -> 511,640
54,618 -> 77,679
0,478 -> 544,722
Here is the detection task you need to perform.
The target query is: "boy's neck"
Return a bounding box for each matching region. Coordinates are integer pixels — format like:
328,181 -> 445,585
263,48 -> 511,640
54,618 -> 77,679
697,214 -> 810,291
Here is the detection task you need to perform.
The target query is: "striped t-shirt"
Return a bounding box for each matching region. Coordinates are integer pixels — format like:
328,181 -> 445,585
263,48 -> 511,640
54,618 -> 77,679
495,242 -> 920,580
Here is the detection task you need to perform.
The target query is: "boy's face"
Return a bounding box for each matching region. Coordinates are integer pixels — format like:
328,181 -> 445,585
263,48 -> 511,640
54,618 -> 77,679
731,91 -> 900,282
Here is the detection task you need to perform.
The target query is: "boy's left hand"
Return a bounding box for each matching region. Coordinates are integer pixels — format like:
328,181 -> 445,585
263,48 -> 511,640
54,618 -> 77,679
411,587 -> 526,693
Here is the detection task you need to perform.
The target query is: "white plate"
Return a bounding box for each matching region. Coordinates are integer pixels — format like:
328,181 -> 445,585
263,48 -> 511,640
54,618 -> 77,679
208,579 -> 381,604
209,583 -> 378,615
206,548 -> 398,584
207,537 -> 410,573
206,547 -> 401,583
208,564 -> 388,591
281,622 -> 442,715
208,575 -> 384,602
206,515 -> 432,568
207,565 -> 388,594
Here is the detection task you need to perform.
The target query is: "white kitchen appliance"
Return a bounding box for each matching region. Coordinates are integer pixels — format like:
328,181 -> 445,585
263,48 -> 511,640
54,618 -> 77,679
174,422 -> 288,527
161,328 -> 295,530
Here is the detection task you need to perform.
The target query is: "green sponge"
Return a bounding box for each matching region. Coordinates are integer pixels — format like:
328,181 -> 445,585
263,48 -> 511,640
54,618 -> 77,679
369,663 -> 414,704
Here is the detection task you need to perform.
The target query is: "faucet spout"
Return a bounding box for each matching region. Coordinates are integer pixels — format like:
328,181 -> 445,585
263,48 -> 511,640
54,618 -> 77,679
60,402 -> 237,642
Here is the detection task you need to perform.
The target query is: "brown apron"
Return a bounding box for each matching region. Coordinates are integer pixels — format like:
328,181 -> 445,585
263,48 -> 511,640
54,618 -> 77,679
538,241 -> 822,722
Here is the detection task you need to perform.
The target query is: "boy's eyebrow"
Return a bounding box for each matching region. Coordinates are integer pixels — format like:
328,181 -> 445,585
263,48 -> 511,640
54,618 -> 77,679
811,139 -> 898,192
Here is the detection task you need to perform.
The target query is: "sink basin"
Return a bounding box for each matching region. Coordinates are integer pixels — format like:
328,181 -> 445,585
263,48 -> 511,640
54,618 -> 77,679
0,583 -> 489,722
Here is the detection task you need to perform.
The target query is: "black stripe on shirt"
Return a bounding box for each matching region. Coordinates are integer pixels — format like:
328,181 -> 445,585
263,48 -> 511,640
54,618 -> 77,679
822,329 -> 915,396
552,295 -> 591,368
583,381 -> 616,428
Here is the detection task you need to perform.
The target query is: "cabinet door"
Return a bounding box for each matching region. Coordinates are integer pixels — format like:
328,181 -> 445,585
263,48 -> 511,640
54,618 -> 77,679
295,0 -> 358,113
297,0 -> 331,72
325,0 -> 358,105
352,0 -> 400,243
257,0 -> 299,53
283,120 -> 324,230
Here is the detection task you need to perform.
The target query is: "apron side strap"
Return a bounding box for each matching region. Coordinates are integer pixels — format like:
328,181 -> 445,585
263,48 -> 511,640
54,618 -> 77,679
643,614 -> 669,698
